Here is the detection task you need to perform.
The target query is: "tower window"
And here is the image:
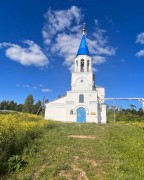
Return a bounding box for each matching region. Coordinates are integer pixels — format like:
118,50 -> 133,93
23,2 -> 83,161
76,60 -> 78,72
87,60 -> 90,72
79,94 -> 84,103
81,59 -> 84,72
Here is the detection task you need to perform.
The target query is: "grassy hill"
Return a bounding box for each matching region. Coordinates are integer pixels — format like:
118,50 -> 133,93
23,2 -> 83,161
1,113 -> 144,180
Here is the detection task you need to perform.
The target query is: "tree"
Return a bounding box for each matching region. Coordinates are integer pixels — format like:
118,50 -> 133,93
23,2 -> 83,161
9,101 -> 17,111
130,104 -> 137,114
45,99 -> 49,103
34,100 -> 42,114
130,104 -> 137,110
23,95 -> 34,113
0,100 -> 9,110
17,104 -> 23,112
106,104 -> 109,110
137,108 -> 144,116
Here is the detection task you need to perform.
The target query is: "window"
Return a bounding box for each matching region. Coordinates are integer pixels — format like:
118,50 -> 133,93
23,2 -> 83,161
81,59 -> 84,72
70,109 -> 73,115
79,94 -> 84,103
87,60 -> 90,72
76,60 -> 78,72
93,74 -> 95,86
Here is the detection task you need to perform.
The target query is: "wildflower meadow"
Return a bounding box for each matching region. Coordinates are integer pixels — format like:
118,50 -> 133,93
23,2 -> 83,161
0,113 -> 53,174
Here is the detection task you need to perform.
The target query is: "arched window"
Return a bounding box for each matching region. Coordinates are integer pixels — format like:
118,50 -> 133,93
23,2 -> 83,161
81,59 -> 84,72
79,94 -> 84,103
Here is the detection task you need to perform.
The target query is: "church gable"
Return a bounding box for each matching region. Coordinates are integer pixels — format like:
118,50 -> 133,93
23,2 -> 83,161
46,96 -> 67,104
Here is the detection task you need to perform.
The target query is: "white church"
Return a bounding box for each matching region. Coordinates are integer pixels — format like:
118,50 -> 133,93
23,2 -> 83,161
45,26 -> 107,123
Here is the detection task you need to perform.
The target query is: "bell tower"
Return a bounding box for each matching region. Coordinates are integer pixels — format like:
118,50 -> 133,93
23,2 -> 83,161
71,25 -> 95,91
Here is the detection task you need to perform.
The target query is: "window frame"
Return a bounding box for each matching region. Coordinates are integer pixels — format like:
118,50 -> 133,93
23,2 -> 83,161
79,94 -> 84,103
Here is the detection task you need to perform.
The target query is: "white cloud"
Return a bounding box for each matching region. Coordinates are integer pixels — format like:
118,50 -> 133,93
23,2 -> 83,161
136,32 -> 144,44
16,83 -> 51,92
21,84 -> 30,88
42,6 -> 81,45
42,6 -> 115,69
0,40 -> 48,67
92,56 -> 106,64
39,84 -> 44,87
16,84 -> 30,88
41,88 -> 51,92
136,50 -> 144,57
136,32 -> 144,57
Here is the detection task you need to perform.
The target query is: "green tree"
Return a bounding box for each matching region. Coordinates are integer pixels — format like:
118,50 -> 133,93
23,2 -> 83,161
17,104 -> 23,112
45,99 -> 49,103
9,101 -> 17,111
23,95 -> 34,113
0,100 -> 9,110
34,100 -> 42,114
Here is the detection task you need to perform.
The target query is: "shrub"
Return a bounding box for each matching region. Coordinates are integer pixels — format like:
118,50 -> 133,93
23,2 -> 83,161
0,113 -> 52,174
8,155 -> 27,172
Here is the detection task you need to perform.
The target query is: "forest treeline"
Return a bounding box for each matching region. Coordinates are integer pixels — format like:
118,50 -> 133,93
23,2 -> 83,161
0,95 -> 48,114
107,105 -> 144,122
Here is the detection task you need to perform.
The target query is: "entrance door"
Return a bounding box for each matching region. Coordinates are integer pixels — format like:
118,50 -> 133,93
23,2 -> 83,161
76,107 -> 86,123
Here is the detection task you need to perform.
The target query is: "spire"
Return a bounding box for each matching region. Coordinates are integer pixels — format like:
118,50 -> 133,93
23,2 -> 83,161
76,24 -> 90,56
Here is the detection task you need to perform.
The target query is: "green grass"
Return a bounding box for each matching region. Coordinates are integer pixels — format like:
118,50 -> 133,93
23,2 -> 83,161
1,122 -> 144,180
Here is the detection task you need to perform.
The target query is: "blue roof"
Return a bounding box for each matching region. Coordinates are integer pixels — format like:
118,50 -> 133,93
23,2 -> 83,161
76,35 -> 90,56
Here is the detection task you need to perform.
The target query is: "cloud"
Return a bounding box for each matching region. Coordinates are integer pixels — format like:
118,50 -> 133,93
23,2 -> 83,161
136,32 -> 144,44
42,6 -> 81,45
0,40 -> 48,67
42,6 -> 115,69
136,32 -> 144,57
16,84 -> 51,92
16,84 -> 30,88
41,88 -> 51,92
92,56 -> 106,64
22,84 -> 30,88
136,50 -> 144,57
39,84 -> 44,87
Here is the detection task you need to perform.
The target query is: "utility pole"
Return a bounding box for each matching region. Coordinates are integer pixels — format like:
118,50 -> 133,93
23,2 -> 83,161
113,100 -> 116,123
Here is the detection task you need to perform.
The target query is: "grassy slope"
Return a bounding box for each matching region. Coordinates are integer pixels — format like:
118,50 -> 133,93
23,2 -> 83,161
3,122 -> 144,180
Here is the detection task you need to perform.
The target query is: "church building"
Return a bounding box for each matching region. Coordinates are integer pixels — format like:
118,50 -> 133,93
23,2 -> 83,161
45,26 -> 107,123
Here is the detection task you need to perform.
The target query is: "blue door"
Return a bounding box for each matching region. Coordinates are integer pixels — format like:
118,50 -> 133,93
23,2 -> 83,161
76,107 -> 86,123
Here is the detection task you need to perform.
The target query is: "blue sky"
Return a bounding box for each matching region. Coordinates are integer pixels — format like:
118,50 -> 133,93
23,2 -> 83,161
0,0 -> 144,108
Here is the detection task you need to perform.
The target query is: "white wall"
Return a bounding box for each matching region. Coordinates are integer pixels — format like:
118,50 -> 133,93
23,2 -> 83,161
100,104 -> 107,124
45,97 -> 67,121
96,87 -> 105,100
66,91 -> 99,123
71,72 -> 94,91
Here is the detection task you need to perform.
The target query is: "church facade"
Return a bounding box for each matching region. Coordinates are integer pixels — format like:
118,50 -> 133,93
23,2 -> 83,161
45,27 -> 106,123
